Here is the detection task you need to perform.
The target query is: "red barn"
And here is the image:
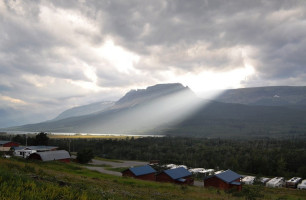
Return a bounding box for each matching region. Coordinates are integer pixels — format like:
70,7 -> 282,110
27,150 -> 71,162
0,140 -> 19,152
122,165 -> 156,181
156,167 -> 194,185
0,140 -> 19,147
204,169 -> 242,191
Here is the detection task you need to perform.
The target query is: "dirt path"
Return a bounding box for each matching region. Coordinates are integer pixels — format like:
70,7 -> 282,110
85,166 -> 122,176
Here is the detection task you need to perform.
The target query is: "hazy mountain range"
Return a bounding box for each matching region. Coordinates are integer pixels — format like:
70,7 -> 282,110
3,84 -> 306,138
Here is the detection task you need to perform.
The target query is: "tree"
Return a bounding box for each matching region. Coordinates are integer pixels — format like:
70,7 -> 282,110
77,148 -> 94,164
12,134 -> 24,145
35,132 -> 49,145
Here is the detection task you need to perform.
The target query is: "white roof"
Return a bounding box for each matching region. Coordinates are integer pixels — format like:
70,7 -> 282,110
188,168 -> 205,173
297,179 -> 306,189
286,177 -> 302,183
242,176 -> 255,182
199,169 -> 214,173
32,150 -> 70,161
266,177 -> 284,186
215,170 -> 224,174
165,164 -> 187,169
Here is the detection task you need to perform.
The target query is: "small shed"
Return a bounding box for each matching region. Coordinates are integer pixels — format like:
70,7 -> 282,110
204,169 -> 242,191
122,165 -> 156,181
156,167 -> 194,185
27,150 -> 70,162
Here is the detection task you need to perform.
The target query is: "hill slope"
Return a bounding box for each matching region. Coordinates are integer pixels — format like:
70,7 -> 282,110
5,83 -> 198,134
2,157 -> 305,199
215,86 -> 306,106
53,101 -> 115,121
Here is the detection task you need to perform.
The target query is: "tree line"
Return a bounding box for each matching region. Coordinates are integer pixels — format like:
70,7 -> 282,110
2,133 -> 305,178
47,136 -> 306,178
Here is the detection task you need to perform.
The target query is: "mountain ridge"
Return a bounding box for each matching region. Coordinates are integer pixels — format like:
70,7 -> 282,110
215,86 -> 306,106
3,84 -> 306,138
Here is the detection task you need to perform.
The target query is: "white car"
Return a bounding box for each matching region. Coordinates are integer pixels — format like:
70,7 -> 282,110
297,179 -> 306,190
2,154 -> 11,158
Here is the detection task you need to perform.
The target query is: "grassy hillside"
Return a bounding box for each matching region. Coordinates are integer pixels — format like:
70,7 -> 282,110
0,158 -> 305,200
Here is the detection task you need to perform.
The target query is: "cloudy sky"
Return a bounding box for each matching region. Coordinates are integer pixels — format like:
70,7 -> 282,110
1,0 -> 306,126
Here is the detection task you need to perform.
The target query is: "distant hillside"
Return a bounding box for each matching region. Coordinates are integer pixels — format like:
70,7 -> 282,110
53,101 -> 115,121
5,83 -> 197,134
0,107 -> 42,128
4,84 -> 306,138
166,101 -> 306,138
215,86 -> 306,106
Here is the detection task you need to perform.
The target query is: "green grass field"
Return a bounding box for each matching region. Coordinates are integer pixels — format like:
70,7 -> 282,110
0,157 -> 305,200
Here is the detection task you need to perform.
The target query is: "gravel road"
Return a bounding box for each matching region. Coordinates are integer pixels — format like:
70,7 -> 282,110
85,158 -> 203,187
85,166 -> 122,176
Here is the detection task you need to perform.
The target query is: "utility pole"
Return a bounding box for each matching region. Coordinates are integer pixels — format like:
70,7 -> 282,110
68,139 -> 71,153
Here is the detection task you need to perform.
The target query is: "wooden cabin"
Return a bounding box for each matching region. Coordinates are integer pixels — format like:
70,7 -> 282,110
204,169 -> 242,191
122,165 -> 156,181
156,167 -> 194,185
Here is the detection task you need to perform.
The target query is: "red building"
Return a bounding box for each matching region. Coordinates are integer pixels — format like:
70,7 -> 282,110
27,150 -> 71,162
204,169 -> 242,191
156,167 -> 194,185
0,140 -> 19,147
122,165 -> 156,181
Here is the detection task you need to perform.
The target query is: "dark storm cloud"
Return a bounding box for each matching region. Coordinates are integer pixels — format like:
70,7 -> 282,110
0,0 -> 306,126
65,0 -> 306,81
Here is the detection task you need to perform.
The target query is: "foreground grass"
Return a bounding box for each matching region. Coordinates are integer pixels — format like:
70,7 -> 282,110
0,158 -> 305,200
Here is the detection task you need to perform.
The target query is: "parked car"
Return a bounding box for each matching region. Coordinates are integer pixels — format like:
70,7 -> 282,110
2,154 -> 11,158
297,179 -> 306,190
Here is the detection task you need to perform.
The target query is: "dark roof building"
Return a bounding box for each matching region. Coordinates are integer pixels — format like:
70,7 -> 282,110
156,167 -> 194,185
27,150 -> 71,162
204,169 -> 242,191
122,165 -> 156,181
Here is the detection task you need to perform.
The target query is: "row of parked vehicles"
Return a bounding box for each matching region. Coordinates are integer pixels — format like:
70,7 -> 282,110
242,176 -> 306,189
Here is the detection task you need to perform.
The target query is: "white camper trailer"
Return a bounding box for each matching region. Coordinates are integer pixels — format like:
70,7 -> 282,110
266,177 -> 285,188
297,179 -> 306,190
242,176 -> 256,185
286,177 -> 302,188
260,177 -> 270,184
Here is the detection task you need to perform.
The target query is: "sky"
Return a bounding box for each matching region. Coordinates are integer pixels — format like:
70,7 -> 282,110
1,0 -> 306,126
